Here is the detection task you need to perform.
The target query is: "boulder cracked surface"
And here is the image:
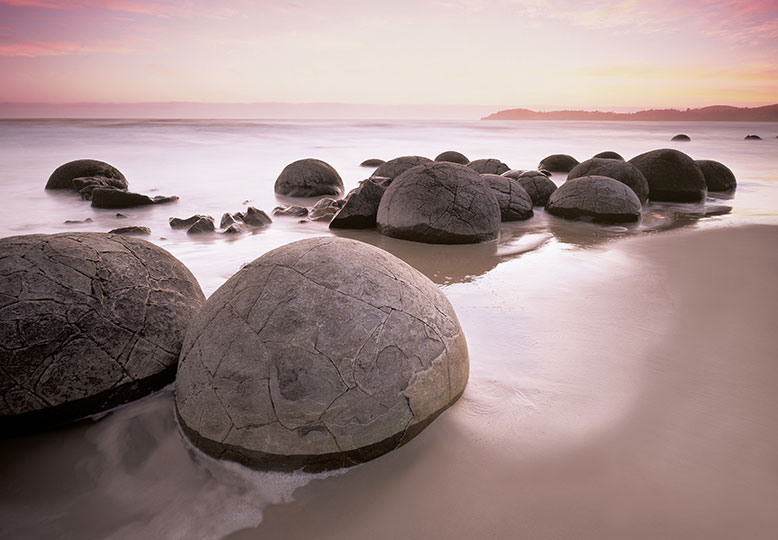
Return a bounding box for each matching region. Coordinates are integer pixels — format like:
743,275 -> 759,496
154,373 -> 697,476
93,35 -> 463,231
274,159 -> 344,197
628,148 -> 707,202
376,162 -> 501,244
545,175 -> 642,223
46,159 -> 128,191
515,171 -> 558,206
372,156 -> 432,184
175,237 -> 468,471
481,174 -> 533,222
0,232 -> 205,434
467,158 -> 509,175
567,158 -> 650,203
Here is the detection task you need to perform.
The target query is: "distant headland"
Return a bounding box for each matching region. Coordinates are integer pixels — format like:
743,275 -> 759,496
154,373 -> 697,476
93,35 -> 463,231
483,103 -> 778,121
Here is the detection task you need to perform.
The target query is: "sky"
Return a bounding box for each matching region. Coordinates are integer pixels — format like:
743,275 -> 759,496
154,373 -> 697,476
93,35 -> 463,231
0,0 -> 776,112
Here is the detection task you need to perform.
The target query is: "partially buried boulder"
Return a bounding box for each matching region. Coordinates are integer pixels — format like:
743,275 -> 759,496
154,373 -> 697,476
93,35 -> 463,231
671,134 -> 691,141
695,159 -> 737,192
360,158 -> 385,167
46,159 -> 128,191
628,148 -> 707,202
467,158 -> 509,175
330,179 -> 386,229
435,151 -> 469,164
538,154 -> 579,172
515,170 -> 557,206
377,162 -> 500,244
175,236 -> 468,472
592,151 -> 624,161
0,232 -> 205,434
567,158 -> 650,203
546,175 -> 642,223
372,156 -> 432,184
274,159 -> 344,197
481,174 -> 533,222
91,188 -> 178,209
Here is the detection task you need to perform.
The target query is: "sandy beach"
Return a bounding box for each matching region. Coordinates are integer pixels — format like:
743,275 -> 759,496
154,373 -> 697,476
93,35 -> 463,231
228,224 -> 778,540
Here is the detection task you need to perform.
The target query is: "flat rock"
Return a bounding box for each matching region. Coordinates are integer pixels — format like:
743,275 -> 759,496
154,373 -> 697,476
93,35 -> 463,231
546,175 -> 642,223
467,158 -> 509,175
91,188 -> 178,209
330,178 -> 386,229
628,148 -> 707,202
274,158 -> 344,197
0,232 -> 205,434
46,159 -> 128,191
515,171 -> 558,206
481,174 -> 533,222
696,159 -> 737,192
108,226 -> 151,235
377,162 -> 501,244
435,151 -> 469,164
567,158 -> 650,203
175,237 -> 468,471
372,156 -> 432,184
538,154 -> 579,172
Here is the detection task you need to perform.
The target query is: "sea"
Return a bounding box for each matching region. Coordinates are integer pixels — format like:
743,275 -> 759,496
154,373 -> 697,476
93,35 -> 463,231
0,119 -> 777,540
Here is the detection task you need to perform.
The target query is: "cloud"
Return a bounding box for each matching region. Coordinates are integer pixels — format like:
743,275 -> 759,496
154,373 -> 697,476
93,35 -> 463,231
0,0 -> 163,15
0,35 -> 133,56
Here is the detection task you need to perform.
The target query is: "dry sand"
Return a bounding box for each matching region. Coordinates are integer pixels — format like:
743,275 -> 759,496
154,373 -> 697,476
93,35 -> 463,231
229,224 -> 778,540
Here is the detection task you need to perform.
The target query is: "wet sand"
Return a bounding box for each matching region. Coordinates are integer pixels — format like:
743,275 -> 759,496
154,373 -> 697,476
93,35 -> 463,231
230,224 -> 778,540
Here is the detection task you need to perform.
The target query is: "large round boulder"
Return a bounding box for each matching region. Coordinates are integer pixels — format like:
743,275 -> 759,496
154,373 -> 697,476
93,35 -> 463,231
567,158 -> 650,202
274,158 -> 344,197
435,151 -> 469,164
372,156 -> 432,184
515,170 -> 558,206
46,159 -> 128,191
175,237 -> 468,472
538,154 -> 579,172
695,159 -> 737,192
376,162 -> 501,244
0,233 -> 205,434
628,148 -> 707,202
467,158 -> 509,175
481,174 -> 533,221
545,176 -> 641,223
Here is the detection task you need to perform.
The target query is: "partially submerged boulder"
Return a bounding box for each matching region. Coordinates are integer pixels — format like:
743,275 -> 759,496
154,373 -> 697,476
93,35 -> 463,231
238,207 -> 272,227
538,154 -> 579,172
671,134 -> 691,141
274,159 -> 344,197
481,174 -> 533,222
46,159 -> 127,191
372,156 -> 432,184
435,151 -> 469,164
567,158 -> 650,203
592,151 -> 624,161
0,232 -> 205,434
91,188 -> 178,209
360,158 -> 385,167
377,162 -> 500,244
546,175 -> 642,223
696,160 -> 737,192
515,171 -> 558,206
330,179 -> 386,229
628,148 -> 707,202
175,237 -> 468,472
467,158 -> 509,175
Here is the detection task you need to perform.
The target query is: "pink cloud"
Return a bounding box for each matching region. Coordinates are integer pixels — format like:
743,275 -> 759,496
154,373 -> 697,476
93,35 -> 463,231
0,35 -> 133,56
0,0 -> 163,14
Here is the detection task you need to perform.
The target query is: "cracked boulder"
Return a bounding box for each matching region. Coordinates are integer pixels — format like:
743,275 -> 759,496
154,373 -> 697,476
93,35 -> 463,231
376,162 -> 501,244
545,175 -> 642,223
371,156 -> 432,185
538,154 -> 579,172
175,237 -> 468,471
481,174 -> 533,221
46,159 -> 128,191
514,170 -> 558,206
274,159 -> 344,197
0,232 -> 205,435
467,158 -> 509,175
628,148 -> 707,202
567,158 -> 650,203
695,159 -> 737,192
330,178 -> 386,229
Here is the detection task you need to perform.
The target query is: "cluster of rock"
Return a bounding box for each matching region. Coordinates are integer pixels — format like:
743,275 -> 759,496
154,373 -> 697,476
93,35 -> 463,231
169,207 -> 273,235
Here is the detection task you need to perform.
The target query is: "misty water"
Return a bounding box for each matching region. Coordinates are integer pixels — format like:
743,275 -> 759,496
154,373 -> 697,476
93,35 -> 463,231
1,119 -> 777,539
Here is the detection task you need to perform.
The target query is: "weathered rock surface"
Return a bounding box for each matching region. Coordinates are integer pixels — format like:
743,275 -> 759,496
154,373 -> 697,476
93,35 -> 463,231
435,151 -> 469,164
467,158 -> 510,175
696,160 -> 737,191
372,156 -> 432,184
330,179 -> 386,229
360,158 -> 385,167
671,134 -> 691,141
108,226 -> 151,235
238,207 -> 272,227
274,159 -> 344,197
515,171 -> 558,206
377,162 -> 500,244
170,215 -> 211,229
481,174 -> 533,222
91,188 -> 179,209
0,232 -> 205,434
628,148 -> 707,202
546,175 -> 642,223
272,206 -> 309,218
175,236 -> 468,471
220,213 -> 239,228
73,176 -> 129,200
46,160 -> 128,191
538,154 -> 579,172
309,198 -> 343,222
187,217 -> 215,234
592,151 -> 624,161
567,158 -> 650,203
501,169 -> 527,179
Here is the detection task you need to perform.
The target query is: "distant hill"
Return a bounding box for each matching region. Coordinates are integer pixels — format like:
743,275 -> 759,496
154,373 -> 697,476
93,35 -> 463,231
483,104 -> 778,121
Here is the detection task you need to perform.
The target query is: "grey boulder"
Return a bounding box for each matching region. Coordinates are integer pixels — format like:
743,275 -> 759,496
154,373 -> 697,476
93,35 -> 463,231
628,148 -> 707,202
515,171 -> 558,206
592,151 -> 624,161
46,159 -> 128,191
538,154 -> 579,172
330,179 -> 386,229
467,158 -> 509,175
170,215 -> 211,229
91,188 -> 179,209
696,160 -> 737,192
372,156 -> 432,184
435,151 -> 469,164
274,159 -> 344,197
567,158 -> 650,203
546,175 -> 642,223
481,174 -> 533,222
108,226 -> 151,236
360,158 -> 385,167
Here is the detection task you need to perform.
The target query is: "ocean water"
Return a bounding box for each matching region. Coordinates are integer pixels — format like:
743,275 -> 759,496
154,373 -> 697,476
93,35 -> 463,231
1,119 -> 777,539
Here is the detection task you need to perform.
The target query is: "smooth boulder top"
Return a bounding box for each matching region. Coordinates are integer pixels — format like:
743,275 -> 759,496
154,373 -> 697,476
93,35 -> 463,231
546,175 -> 642,223
435,151 -> 469,164
515,170 -> 558,206
360,158 -> 385,167
274,158 -> 344,197
538,154 -> 579,172
0,232 -> 205,434
377,162 -> 501,244
567,158 -> 650,203
592,151 -> 624,161
481,174 -> 533,222
45,159 -> 128,191
671,134 -> 691,141
696,159 -> 737,192
175,236 -> 469,472
372,156 -> 432,183
628,148 -> 707,202
467,158 -> 510,175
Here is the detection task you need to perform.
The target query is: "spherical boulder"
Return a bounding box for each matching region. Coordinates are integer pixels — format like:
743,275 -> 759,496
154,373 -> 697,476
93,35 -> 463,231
628,148 -> 706,202
515,170 -> 558,206
372,156 -> 432,184
435,151 -> 469,164
467,158 -> 509,175
0,232 -> 205,434
360,158 -> 385,167
538,154 -> 579,172
567,158 -> 650,202
481,174 -> 533,221
377,162 -> 501,244
274,159 -> 344,197
592,151 -> 624,161
46,159 -> 128,191
175,237 -> 468,472
671,134 -> 691,141
696,159 -> 737,192
546,176 -> 642,223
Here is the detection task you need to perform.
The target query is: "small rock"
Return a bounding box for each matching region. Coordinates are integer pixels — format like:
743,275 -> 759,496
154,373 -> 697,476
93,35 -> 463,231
241,207 -> 272,227
220,213 -> 239,228
91,188 -> 178,209
745,135 -> 762,140
272,205 -> 309,217
671,134 -> 691,141
116,213 -> 127,219
64,218 -> 93,224
309,198 -> 341,222
187,217 -> 215,234
360,158 -> 385,167
109,226 -> 151,235
170,215 -> 211,229
222,224 -> 243,234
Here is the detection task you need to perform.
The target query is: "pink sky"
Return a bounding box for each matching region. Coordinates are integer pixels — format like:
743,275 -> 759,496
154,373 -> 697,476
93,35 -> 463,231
0,0 -> 776,111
